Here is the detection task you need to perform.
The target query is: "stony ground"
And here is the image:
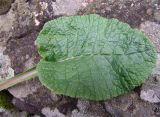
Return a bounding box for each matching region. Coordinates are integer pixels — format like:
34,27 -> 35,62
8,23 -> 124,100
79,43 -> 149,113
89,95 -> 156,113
0,0 -> 160,117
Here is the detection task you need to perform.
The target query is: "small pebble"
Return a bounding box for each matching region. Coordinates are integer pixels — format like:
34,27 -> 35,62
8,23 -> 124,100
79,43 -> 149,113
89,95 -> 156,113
146,8 -> 153,16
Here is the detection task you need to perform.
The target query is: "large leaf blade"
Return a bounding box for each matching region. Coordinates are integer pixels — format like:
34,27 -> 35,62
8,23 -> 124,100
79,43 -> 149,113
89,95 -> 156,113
37,14 -> 156,100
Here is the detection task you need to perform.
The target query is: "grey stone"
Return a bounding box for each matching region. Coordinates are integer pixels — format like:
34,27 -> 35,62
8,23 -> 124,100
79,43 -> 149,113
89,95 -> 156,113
140,21 -> 160,53
41,108 -> 65,117
0,110 -> 28,117
71,99 -> 111,117
79,0 -> 160,27
0,47 -> 14,81
51,0 -> 85,15
104,92 -> 156,117
154,11 -> 160,22
8,79 -> 42,99
1,0 -> 90,115
140,21 -> 160,103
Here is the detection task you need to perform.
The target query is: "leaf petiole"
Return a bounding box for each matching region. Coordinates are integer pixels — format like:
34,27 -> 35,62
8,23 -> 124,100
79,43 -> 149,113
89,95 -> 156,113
0,67 -> 38,91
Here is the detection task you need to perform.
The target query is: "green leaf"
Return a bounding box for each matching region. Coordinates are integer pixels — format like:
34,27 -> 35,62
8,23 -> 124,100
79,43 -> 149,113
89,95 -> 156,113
36,14 -> 156,100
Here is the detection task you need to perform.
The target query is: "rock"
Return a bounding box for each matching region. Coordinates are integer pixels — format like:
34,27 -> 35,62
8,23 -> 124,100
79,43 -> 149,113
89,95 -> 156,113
140,21 -> 160,53
146,8 -> 153,16
104,92 -> 158,117
141,89 -> 160,103
8,79 -> 42,99
1,0 -> 91,115
52,0 -> 85,15
0,0 -> 54,45
0,7 -> 15,45
154,11 -> 160,22
79,0 -> 160,27
140,53 -> 160,103
71,99 -> 111,117
0,47 -> 14,81
8,78 -> 61,114
0,110 -> 28,117
140,21 -> 160,103
42,108 -> 65,117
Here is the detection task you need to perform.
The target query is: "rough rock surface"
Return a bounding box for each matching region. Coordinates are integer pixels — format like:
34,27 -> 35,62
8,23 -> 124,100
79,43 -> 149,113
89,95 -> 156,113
52,0 -> 84,15
71,100 -> 111,117
0,48 -> 14,81
140,21 -> 160,103
104,92 -> 158,117
1,0 -> 160,117
0,0 -> 92,116
41,108 -> 65,117
79,0 -> 160,27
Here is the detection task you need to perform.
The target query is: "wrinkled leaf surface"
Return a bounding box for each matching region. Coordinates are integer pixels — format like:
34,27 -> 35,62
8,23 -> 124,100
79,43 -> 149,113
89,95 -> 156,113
36,14 -> 156,100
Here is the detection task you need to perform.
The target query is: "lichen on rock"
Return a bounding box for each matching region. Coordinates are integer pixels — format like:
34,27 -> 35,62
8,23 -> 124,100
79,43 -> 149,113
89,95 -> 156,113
0,47 -> 14,110
0,52 -> 14,81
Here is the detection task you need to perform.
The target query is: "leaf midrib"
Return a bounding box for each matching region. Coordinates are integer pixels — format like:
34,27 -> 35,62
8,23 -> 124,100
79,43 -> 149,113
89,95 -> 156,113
54,49 -> 152,63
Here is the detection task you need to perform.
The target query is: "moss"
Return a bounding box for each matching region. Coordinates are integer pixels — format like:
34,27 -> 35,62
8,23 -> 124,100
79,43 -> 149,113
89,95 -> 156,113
0,0 -> 12,15
0,0 -> 9,5
0,91 -> 13,110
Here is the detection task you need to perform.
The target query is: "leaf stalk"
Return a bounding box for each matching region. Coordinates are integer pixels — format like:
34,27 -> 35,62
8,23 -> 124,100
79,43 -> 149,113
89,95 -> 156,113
0,67 -> 38,91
